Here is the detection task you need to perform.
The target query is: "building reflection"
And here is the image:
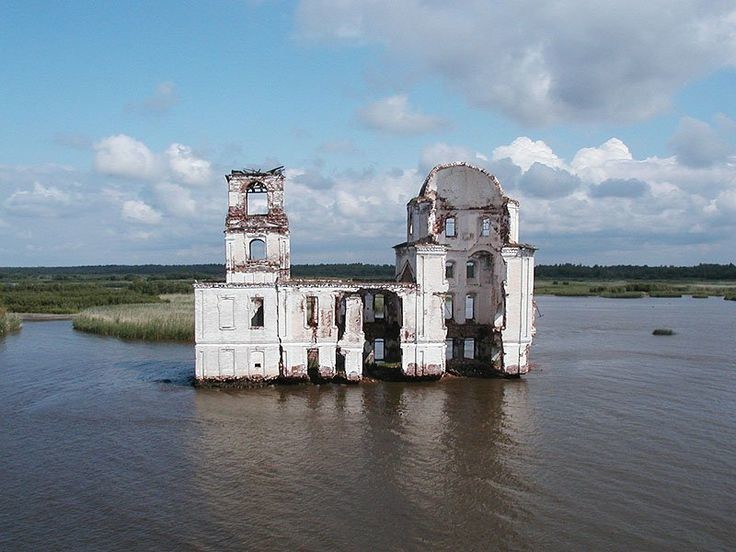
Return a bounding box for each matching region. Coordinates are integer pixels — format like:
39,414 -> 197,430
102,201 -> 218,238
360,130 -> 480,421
188,379 -> 535,550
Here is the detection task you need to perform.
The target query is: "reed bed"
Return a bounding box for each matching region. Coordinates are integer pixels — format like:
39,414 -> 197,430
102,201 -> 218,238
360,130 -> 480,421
73,294 -> 194,342
0,307 -> 22,336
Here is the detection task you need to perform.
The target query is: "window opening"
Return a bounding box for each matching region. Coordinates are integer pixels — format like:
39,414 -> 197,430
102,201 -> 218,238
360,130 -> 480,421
247,183 -> 268,215
466,260 -> 475,279
306,296 -> 318,327
249,239 -> 266,260
445,339 -> 454,360
444,295 -> 454,320
481,217 -> 491,237
250,297 -> 264,328
465,294 -> 475,320
445,217 -> 456,237
307,348 -> 319,370
374,293 -> 385,319
463,338 -> 475,359
374,338 -> 385,361
445,261 -> 454,279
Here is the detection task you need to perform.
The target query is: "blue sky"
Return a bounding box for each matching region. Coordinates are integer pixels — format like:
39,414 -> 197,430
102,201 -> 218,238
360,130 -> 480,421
1,0 -> 735,266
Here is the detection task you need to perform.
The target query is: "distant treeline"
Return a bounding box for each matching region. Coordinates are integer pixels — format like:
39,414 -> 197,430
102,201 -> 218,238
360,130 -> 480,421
0,263 -> 397,281
0,264 -> 224,280
1,262 -> 735,281
536,263 -> 736,281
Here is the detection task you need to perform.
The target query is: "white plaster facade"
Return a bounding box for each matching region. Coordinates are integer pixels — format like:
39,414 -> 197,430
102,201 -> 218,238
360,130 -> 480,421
194,163 -> 535,385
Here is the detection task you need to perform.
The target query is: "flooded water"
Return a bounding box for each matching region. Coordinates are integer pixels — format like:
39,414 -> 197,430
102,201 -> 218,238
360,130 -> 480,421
1,297 -> 735,551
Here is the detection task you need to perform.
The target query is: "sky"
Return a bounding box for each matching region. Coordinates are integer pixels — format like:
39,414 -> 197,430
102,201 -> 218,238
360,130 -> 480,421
1,0 -> 735,267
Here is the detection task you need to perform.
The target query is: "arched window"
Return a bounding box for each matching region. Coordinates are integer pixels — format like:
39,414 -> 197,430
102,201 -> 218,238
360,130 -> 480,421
466,260 -> 476,279
444,216 -> 456,237
445,261 -> 455,279
246,183 -> 268,215
481,217 -> 491,237
249,238 -> 266,260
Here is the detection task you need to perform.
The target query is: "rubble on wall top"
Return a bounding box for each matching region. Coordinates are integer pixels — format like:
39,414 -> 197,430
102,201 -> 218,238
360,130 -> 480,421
230,166 -> 285,177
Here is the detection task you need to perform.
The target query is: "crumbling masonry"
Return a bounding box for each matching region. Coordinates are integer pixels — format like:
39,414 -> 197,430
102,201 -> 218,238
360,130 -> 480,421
194,163 -> 535,384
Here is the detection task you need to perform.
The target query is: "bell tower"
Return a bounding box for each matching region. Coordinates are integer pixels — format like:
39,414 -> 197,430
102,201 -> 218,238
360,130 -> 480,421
224,167 -> 290,284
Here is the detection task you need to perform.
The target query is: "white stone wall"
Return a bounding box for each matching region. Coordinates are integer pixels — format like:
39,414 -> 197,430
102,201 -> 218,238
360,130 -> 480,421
500,247 -> 535,375
195,286 -> 281,381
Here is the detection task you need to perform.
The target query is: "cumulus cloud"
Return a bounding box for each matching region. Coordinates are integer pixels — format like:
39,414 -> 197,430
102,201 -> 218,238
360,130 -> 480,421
518,163 -> 581,198
154,182 -> 197,217
589,178 -> 649,198
357,95 -> 446,134
3,182 -> 73,216
121,199 -> 162,225
669,116 -> 734,167
166,144 -> 212,185
94,135 -> 160,180
492,137 -> 566,172
297,1 -> 736,124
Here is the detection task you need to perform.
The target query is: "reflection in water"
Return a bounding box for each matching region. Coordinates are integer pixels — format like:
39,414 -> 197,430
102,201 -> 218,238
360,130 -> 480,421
188,379 -> 534,550
2,297 -> 736,550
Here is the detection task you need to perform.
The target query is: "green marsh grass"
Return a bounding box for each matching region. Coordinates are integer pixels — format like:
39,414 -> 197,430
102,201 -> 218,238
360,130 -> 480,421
73,294 -> 194,342
0,307 -> 21,336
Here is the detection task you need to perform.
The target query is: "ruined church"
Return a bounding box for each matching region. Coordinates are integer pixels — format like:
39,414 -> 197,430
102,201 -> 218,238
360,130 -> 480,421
194,163 -> 535,384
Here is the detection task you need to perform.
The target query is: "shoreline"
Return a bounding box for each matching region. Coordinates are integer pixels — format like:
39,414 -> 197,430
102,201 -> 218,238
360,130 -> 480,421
15,313 -> 76,321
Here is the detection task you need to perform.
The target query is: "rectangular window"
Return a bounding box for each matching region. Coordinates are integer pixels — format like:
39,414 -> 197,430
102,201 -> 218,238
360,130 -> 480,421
374,338 -> 385,361
306,296 -> 318,327
466,261 -> 475,279
445,339 -> 454,360
445,217 -> 456,237
463,338 -> 475,359
481,217 -> 491,237
307,348 -> 319,370
444,295 -> 454,320
465,294 -> 475,320
374,293 -> 385,319
250,297 -> 264,328
445,261 -> 454,279
218,297 -> 235,330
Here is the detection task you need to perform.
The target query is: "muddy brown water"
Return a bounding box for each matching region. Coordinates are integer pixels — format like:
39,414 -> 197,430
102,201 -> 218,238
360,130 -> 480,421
1,296 -> 735,551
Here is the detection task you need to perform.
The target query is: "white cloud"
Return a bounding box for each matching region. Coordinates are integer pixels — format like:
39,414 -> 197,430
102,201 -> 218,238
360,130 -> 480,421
121,199 -> 162,225
154,182 -> 197,217
357,95 -> 445,134
518,163 -> 581,198
492,137 -> 566,172
166,144 -> 213,186
570,138 -> 634,183
297,1 -> 736,124
669,116 -> 735,167
3,182 -> 73,216
94,135 -> 160,180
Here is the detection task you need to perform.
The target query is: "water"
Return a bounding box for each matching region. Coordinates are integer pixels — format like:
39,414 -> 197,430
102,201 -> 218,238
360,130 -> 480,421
1,297 -> 735,551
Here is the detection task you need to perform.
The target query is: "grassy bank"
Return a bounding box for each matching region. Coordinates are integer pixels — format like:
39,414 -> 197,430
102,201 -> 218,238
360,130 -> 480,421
535,279 -> 736,299
0,307 -> 22,336
73,295 -> 194,342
